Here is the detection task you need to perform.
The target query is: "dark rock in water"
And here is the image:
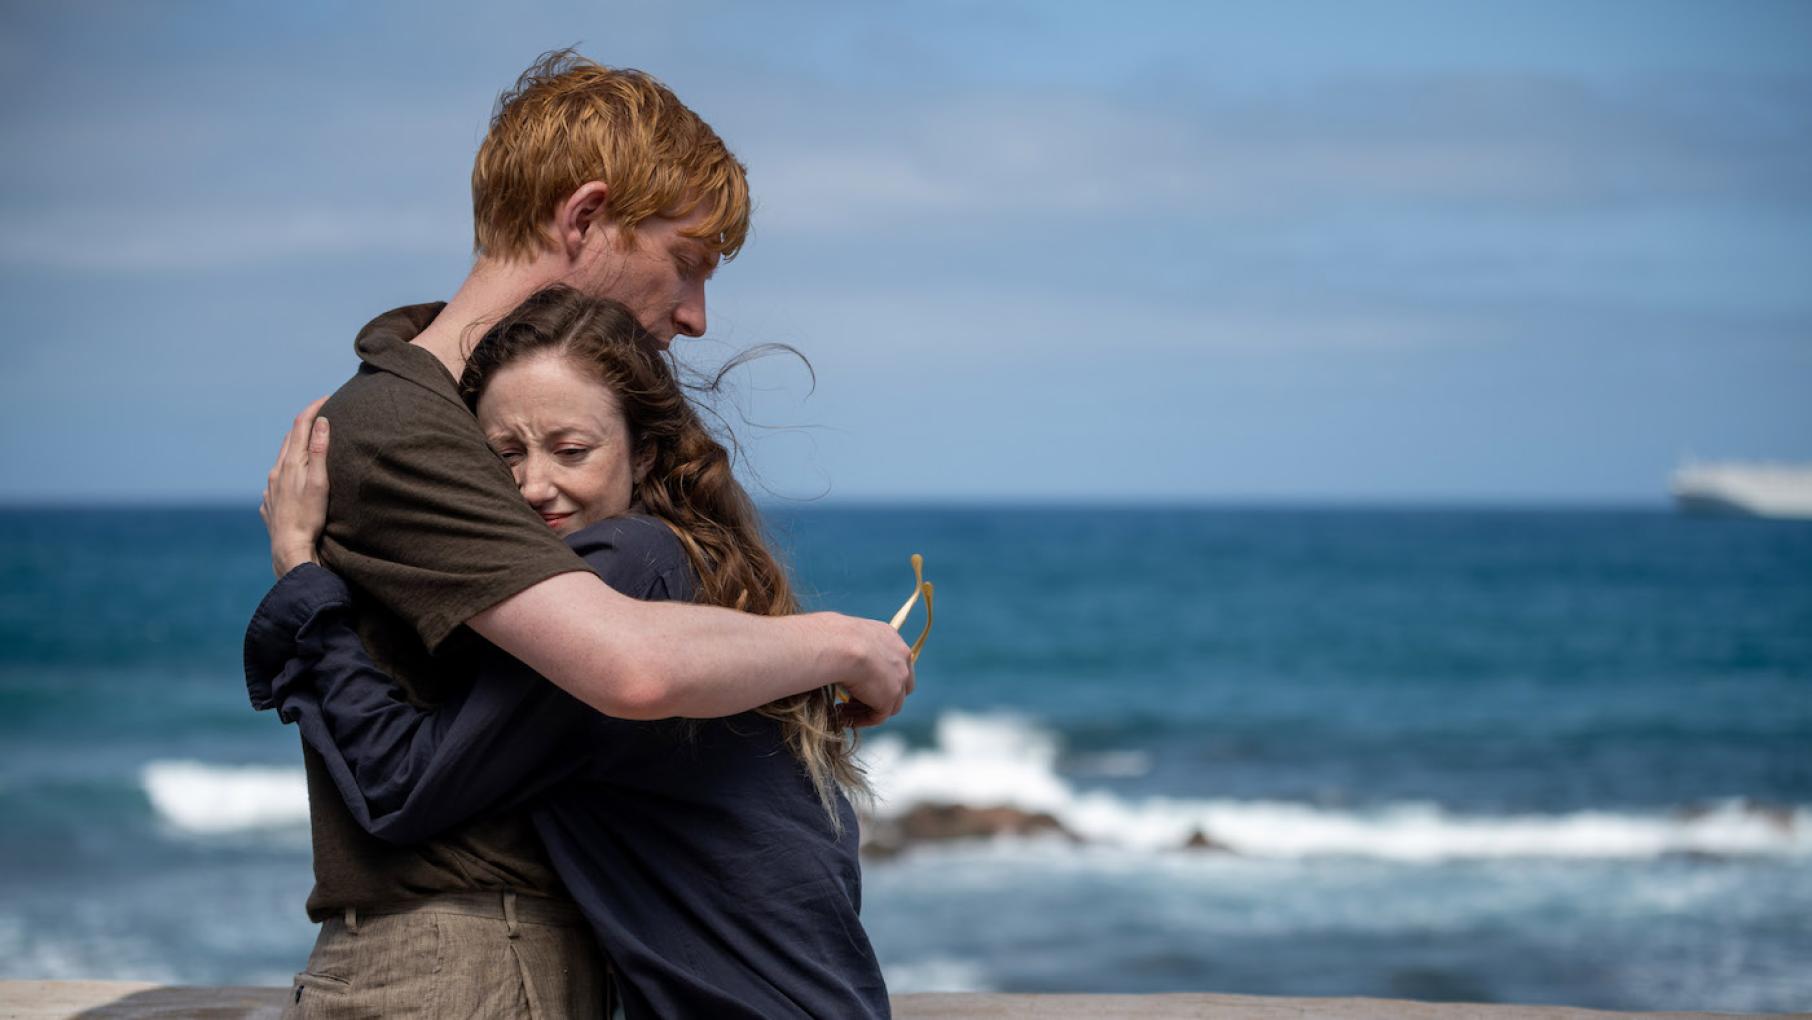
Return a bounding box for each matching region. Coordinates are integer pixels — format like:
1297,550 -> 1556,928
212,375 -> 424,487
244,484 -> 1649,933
1182,829 -> 1232,852
1675,799 -> 1795,831
860,803 -> 1080,857
900,803 -> 1078,842
1759,804 -> 1796,831
857,813 -> 908,859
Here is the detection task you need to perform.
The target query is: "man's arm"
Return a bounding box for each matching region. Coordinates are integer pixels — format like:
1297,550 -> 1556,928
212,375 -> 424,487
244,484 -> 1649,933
470,575 -> 913,724
271,394 -> 914,726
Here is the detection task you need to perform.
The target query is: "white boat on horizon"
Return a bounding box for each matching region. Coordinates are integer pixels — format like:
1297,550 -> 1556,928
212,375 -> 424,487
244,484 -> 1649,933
1670,460 -> 1812,520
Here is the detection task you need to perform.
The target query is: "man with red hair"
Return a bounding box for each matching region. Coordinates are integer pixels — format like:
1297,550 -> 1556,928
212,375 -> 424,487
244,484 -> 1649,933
262,50 -> 911,1017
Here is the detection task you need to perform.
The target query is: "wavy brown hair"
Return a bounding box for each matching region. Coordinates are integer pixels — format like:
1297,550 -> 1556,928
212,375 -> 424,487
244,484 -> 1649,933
459,286 -> 865,822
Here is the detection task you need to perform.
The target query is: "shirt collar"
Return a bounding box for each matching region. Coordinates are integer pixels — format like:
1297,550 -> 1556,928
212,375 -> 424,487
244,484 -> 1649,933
352,302 -> 464,409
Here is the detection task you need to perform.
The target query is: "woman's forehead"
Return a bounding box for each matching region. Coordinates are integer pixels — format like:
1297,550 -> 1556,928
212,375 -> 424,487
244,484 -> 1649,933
476,353 -> 626,432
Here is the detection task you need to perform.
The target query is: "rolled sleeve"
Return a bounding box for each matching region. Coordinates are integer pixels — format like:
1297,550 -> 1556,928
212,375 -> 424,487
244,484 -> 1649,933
243,563 -> 354,711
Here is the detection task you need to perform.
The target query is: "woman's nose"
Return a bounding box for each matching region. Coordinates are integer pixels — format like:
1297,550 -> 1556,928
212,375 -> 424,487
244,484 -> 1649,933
515,455 -> 556,503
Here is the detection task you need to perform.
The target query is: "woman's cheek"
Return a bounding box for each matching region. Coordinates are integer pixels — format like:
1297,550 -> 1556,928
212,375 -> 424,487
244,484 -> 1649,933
612,469 -> 637,515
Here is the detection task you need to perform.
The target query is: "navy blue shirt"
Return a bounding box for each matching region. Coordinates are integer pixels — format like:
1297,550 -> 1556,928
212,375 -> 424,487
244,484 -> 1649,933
245,516 -> 889,1020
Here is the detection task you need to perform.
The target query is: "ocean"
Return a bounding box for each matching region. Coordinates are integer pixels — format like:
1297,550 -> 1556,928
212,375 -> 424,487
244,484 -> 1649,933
1,505 -> 1808,1011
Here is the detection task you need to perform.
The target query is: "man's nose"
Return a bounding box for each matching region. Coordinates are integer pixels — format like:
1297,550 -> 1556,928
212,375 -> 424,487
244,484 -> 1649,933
672,290 -> 706,339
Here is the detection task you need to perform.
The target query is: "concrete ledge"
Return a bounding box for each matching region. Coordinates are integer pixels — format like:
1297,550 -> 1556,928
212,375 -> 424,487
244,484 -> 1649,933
1,982 -> 1800,1019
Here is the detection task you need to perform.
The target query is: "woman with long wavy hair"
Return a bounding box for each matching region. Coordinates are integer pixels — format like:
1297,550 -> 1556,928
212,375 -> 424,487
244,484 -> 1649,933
245,285 -> 889,1019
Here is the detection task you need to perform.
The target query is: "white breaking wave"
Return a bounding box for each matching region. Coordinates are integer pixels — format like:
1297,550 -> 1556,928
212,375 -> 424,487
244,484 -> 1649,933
860,712 -> 1812,862
139,717 -> 1811,860
140,760 -> 310,834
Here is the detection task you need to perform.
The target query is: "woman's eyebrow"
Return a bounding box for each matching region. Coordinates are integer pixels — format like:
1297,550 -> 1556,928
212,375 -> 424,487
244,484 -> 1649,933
544,424 -> 606,441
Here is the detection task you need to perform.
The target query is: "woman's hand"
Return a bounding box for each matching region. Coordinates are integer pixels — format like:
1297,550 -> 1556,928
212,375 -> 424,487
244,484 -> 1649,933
261,397 -> 332,578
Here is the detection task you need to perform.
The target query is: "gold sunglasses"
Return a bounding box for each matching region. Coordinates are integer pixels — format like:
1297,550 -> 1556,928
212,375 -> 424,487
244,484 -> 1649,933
835,553 -> 934,705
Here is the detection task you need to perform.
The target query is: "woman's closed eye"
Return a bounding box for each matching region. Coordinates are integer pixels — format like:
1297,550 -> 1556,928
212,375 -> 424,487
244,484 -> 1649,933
554,445 -> 591,461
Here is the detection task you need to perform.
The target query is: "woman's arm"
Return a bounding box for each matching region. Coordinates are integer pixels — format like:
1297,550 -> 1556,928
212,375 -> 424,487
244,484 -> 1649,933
245,563 -> 601,844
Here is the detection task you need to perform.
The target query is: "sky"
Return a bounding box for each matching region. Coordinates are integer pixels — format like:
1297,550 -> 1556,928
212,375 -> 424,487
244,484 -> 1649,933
2,0 -> 1809,503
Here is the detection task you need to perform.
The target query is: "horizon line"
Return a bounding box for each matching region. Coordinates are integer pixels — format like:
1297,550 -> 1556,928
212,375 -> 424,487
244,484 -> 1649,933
0,493 -> 1678,512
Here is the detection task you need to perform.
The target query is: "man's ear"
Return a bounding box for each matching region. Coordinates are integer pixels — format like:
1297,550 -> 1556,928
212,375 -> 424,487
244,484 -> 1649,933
553,181 -> 612,261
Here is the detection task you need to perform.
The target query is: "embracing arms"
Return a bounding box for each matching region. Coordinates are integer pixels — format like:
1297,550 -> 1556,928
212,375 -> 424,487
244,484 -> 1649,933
470,579 -> 896,720
246,563 -> 587,844
246,517 -> 696,844
263,399 -> 912,725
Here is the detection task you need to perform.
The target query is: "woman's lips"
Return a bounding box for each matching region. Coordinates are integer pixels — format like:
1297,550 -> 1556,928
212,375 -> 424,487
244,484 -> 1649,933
540,513 -> 573,529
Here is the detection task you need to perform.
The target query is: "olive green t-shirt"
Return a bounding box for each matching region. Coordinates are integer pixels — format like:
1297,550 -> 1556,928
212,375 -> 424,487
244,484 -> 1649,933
301,302 -> 589,921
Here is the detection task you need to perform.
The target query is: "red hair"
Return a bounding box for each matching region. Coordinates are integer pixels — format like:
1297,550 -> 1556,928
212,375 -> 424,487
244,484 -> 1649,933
472,49 -> 750,264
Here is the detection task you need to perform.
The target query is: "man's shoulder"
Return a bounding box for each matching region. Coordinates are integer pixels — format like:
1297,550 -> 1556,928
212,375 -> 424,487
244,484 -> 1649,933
319,364 -> 392,421
318,369 -> 482,473
323,363 -> 461,423
322,300 -> 462,430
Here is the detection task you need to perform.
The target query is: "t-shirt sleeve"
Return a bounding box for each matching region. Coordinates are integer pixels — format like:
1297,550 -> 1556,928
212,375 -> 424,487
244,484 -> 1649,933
316,371 -> 588,651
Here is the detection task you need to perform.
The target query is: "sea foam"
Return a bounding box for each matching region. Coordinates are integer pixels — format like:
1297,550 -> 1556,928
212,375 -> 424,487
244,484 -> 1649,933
139,714 -> 1810,860
860,712 -> 1812,861
140,760 -> 309,834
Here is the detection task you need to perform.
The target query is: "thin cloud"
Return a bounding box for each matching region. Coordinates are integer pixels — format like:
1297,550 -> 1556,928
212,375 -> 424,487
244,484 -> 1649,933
738,72 -> 1812,238
718,284 -> 1504,363
0,205 -> 466,272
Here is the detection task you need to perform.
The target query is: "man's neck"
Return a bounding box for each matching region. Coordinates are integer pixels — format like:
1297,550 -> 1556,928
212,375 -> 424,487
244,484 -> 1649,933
411,256 -> 561,381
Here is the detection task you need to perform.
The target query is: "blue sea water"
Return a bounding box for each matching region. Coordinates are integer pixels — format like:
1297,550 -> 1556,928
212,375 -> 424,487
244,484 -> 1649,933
1,505 -> 1808,1010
